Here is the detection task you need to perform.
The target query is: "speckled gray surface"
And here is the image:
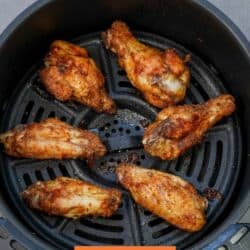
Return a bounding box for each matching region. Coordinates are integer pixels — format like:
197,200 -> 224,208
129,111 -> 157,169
0,0 -> 249,41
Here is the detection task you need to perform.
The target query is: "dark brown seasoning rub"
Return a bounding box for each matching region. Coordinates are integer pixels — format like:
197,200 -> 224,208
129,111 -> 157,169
203,187 -> 223,201
126,152 -> 140,164
139,119 -> 150,129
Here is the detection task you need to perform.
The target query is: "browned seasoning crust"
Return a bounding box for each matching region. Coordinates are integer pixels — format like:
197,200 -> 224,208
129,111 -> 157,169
0,118 -> 106,160
102,20 -> 190,108
143,94 -> 235,160
116,164 -> 208,232
203,187 -> 223,201
22,177 -> 122,218
39,40 -> 116,114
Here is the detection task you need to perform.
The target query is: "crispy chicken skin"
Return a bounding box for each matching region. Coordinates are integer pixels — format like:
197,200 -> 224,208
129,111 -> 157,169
102,21 -> 190,108
0,118 -> 106,160
143,94 -> 235,160
22,177 -> 122,218
116,164 -> 208,232
39,40 -> 116,114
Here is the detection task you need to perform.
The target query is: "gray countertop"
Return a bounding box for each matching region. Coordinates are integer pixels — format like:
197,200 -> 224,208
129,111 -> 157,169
0,0 -> 249,41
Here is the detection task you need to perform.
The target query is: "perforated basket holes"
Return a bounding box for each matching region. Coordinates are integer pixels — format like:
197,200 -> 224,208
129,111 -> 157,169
0,31 -> 242,249
69,110 -> 156,189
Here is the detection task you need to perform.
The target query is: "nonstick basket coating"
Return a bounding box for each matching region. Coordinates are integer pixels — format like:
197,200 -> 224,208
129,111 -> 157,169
0,31 -> 242,249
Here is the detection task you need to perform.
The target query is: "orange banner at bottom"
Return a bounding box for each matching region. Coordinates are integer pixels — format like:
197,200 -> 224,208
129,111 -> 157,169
75,247 -> 176,250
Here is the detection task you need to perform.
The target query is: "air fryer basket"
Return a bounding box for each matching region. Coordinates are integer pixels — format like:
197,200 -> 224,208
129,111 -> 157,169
0,1 -> 249,250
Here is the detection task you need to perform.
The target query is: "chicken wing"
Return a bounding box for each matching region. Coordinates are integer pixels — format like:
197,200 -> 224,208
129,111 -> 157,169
22,177 -> 122,218
143,94 -> 235,160
102,21 -> 190,108
39,40 -> 116,114
0,118 -> 106,160
116,164 -> 207,232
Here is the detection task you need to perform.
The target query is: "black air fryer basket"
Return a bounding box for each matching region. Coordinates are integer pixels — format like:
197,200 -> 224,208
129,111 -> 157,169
0,1 -> 249,249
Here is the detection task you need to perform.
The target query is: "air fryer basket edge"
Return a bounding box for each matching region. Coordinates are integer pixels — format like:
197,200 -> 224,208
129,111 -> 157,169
0,0 -> 249,249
